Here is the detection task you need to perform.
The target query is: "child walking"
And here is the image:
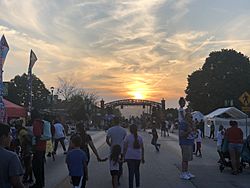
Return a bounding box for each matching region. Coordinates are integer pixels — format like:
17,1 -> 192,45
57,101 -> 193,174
150,128 -> 161,152
195,128 -> 202,157
66,134 -> 88,188
101,144 -> 122,188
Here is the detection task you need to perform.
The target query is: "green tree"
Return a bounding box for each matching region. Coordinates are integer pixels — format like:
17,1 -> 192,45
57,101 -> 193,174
165,108 -> 178,121
6,73 -> 50,109
67,95 -> 87,121
185,49 -> 250,114
67,94 -> 99,122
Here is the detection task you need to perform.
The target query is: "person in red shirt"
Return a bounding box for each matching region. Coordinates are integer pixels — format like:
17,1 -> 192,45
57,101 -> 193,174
225,120 -> 243,175
30,110 -> 46,188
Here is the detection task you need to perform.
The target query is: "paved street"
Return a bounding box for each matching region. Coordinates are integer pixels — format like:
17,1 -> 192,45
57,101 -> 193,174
56,130 -> 250,188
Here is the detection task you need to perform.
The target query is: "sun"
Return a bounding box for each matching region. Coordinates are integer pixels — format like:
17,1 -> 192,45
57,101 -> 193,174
133,91 -> 144,99
127,79 -> 150,100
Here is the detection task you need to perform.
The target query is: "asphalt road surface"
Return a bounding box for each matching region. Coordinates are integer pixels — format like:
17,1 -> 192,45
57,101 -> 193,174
56,130 -> 250,188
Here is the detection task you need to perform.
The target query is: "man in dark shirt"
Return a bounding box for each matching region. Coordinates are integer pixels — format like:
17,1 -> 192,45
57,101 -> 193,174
0,123 -> 24,188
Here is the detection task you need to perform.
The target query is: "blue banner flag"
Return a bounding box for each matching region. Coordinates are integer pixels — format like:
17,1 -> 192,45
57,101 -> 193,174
0,35 -> 9,123
0,35 -> 9,66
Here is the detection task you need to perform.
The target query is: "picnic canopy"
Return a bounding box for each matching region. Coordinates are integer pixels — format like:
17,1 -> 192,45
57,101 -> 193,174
205,107 -> 247,119
204,107 -> 249,138
3,99 -> 27,118
191,111 -> 204,122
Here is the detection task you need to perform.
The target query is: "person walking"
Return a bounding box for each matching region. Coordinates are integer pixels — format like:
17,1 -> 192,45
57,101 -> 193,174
0,123 -> 24,188
30,110 -> 46,188
199,119 -> 205,138
217,125 -> 225,163
100,144 -> 123,188
225,121 -> 243,175
195,128 -> 202,157
161,121 -> 166,137
124,124 -> 145,188
53,119 -> 67,155
209,121 -> 215,139
73,123 -> 102,188
66,134 -> 88,188
106,116 -> 127,178
178,97 -> 195,180
16,122 -> 33,184
47,118 -> 55,159
150,128 -> 160,152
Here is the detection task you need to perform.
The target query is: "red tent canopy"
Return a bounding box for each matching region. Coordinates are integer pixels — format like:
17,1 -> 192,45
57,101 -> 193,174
3,99 -> 27,118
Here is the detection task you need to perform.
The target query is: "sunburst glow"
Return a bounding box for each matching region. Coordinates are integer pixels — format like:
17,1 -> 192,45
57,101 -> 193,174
127,79 -> 151,99
133,91 -> 144,99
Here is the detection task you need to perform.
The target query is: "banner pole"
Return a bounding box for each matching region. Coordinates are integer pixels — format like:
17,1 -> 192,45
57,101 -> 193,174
0,61 -> 5,123
28,69 -> 33,119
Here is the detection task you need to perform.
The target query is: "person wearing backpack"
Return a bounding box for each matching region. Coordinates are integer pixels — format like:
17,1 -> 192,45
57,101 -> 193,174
30,110 -> 46,188
40,119 -> 54,160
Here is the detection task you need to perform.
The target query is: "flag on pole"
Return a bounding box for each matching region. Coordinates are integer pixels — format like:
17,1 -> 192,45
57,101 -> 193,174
0,35 -> 9,66
28,49 -> 37,72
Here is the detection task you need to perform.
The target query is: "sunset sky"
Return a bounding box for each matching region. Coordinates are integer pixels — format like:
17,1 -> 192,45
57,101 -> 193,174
1,0 -> 250,107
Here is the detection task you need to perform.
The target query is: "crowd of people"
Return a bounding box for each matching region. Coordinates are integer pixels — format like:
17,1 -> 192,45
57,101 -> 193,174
0,109 -> 70,188
0,111 -> 145,188
177,97 -> 247,180
65,116 -> 144,188
0,100 -> 249,188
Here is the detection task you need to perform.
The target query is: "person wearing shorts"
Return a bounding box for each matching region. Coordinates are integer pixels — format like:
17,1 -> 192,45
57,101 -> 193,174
225,121 -> 243,175
178,97 -> 195,180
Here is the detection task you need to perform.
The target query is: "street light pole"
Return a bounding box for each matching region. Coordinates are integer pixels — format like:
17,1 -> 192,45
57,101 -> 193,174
50,86 -> 54,114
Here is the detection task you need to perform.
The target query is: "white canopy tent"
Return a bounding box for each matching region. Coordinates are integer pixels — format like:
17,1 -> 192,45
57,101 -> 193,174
204,107 -> 250,138
191,111 -> 204,122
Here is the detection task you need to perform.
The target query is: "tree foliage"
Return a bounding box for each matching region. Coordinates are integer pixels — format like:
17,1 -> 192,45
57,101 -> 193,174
56,77 -> 78,101
57,77 -> 99,103
67,95 -> 87,121
185,49 -> 250,114
6,73 -> 50,109
67,94 -> 99,121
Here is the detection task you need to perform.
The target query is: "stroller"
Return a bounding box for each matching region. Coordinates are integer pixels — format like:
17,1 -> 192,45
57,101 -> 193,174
219,137 -> 250,172
218,139 -> 232,172
241,136 -> 250,168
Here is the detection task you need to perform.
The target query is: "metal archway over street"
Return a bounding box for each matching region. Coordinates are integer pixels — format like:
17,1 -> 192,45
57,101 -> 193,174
104,99 -> 161,108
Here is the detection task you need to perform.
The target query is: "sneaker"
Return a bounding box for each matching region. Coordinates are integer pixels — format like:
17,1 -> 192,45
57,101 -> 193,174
187,172 -> 195,178
180,173 -> 191,180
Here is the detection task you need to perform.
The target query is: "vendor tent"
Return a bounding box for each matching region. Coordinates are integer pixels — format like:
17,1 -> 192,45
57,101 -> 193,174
204,107 -> 249,138
3,99 -> 27,119
191,111 -> 204,122
205,107 -> 247,119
